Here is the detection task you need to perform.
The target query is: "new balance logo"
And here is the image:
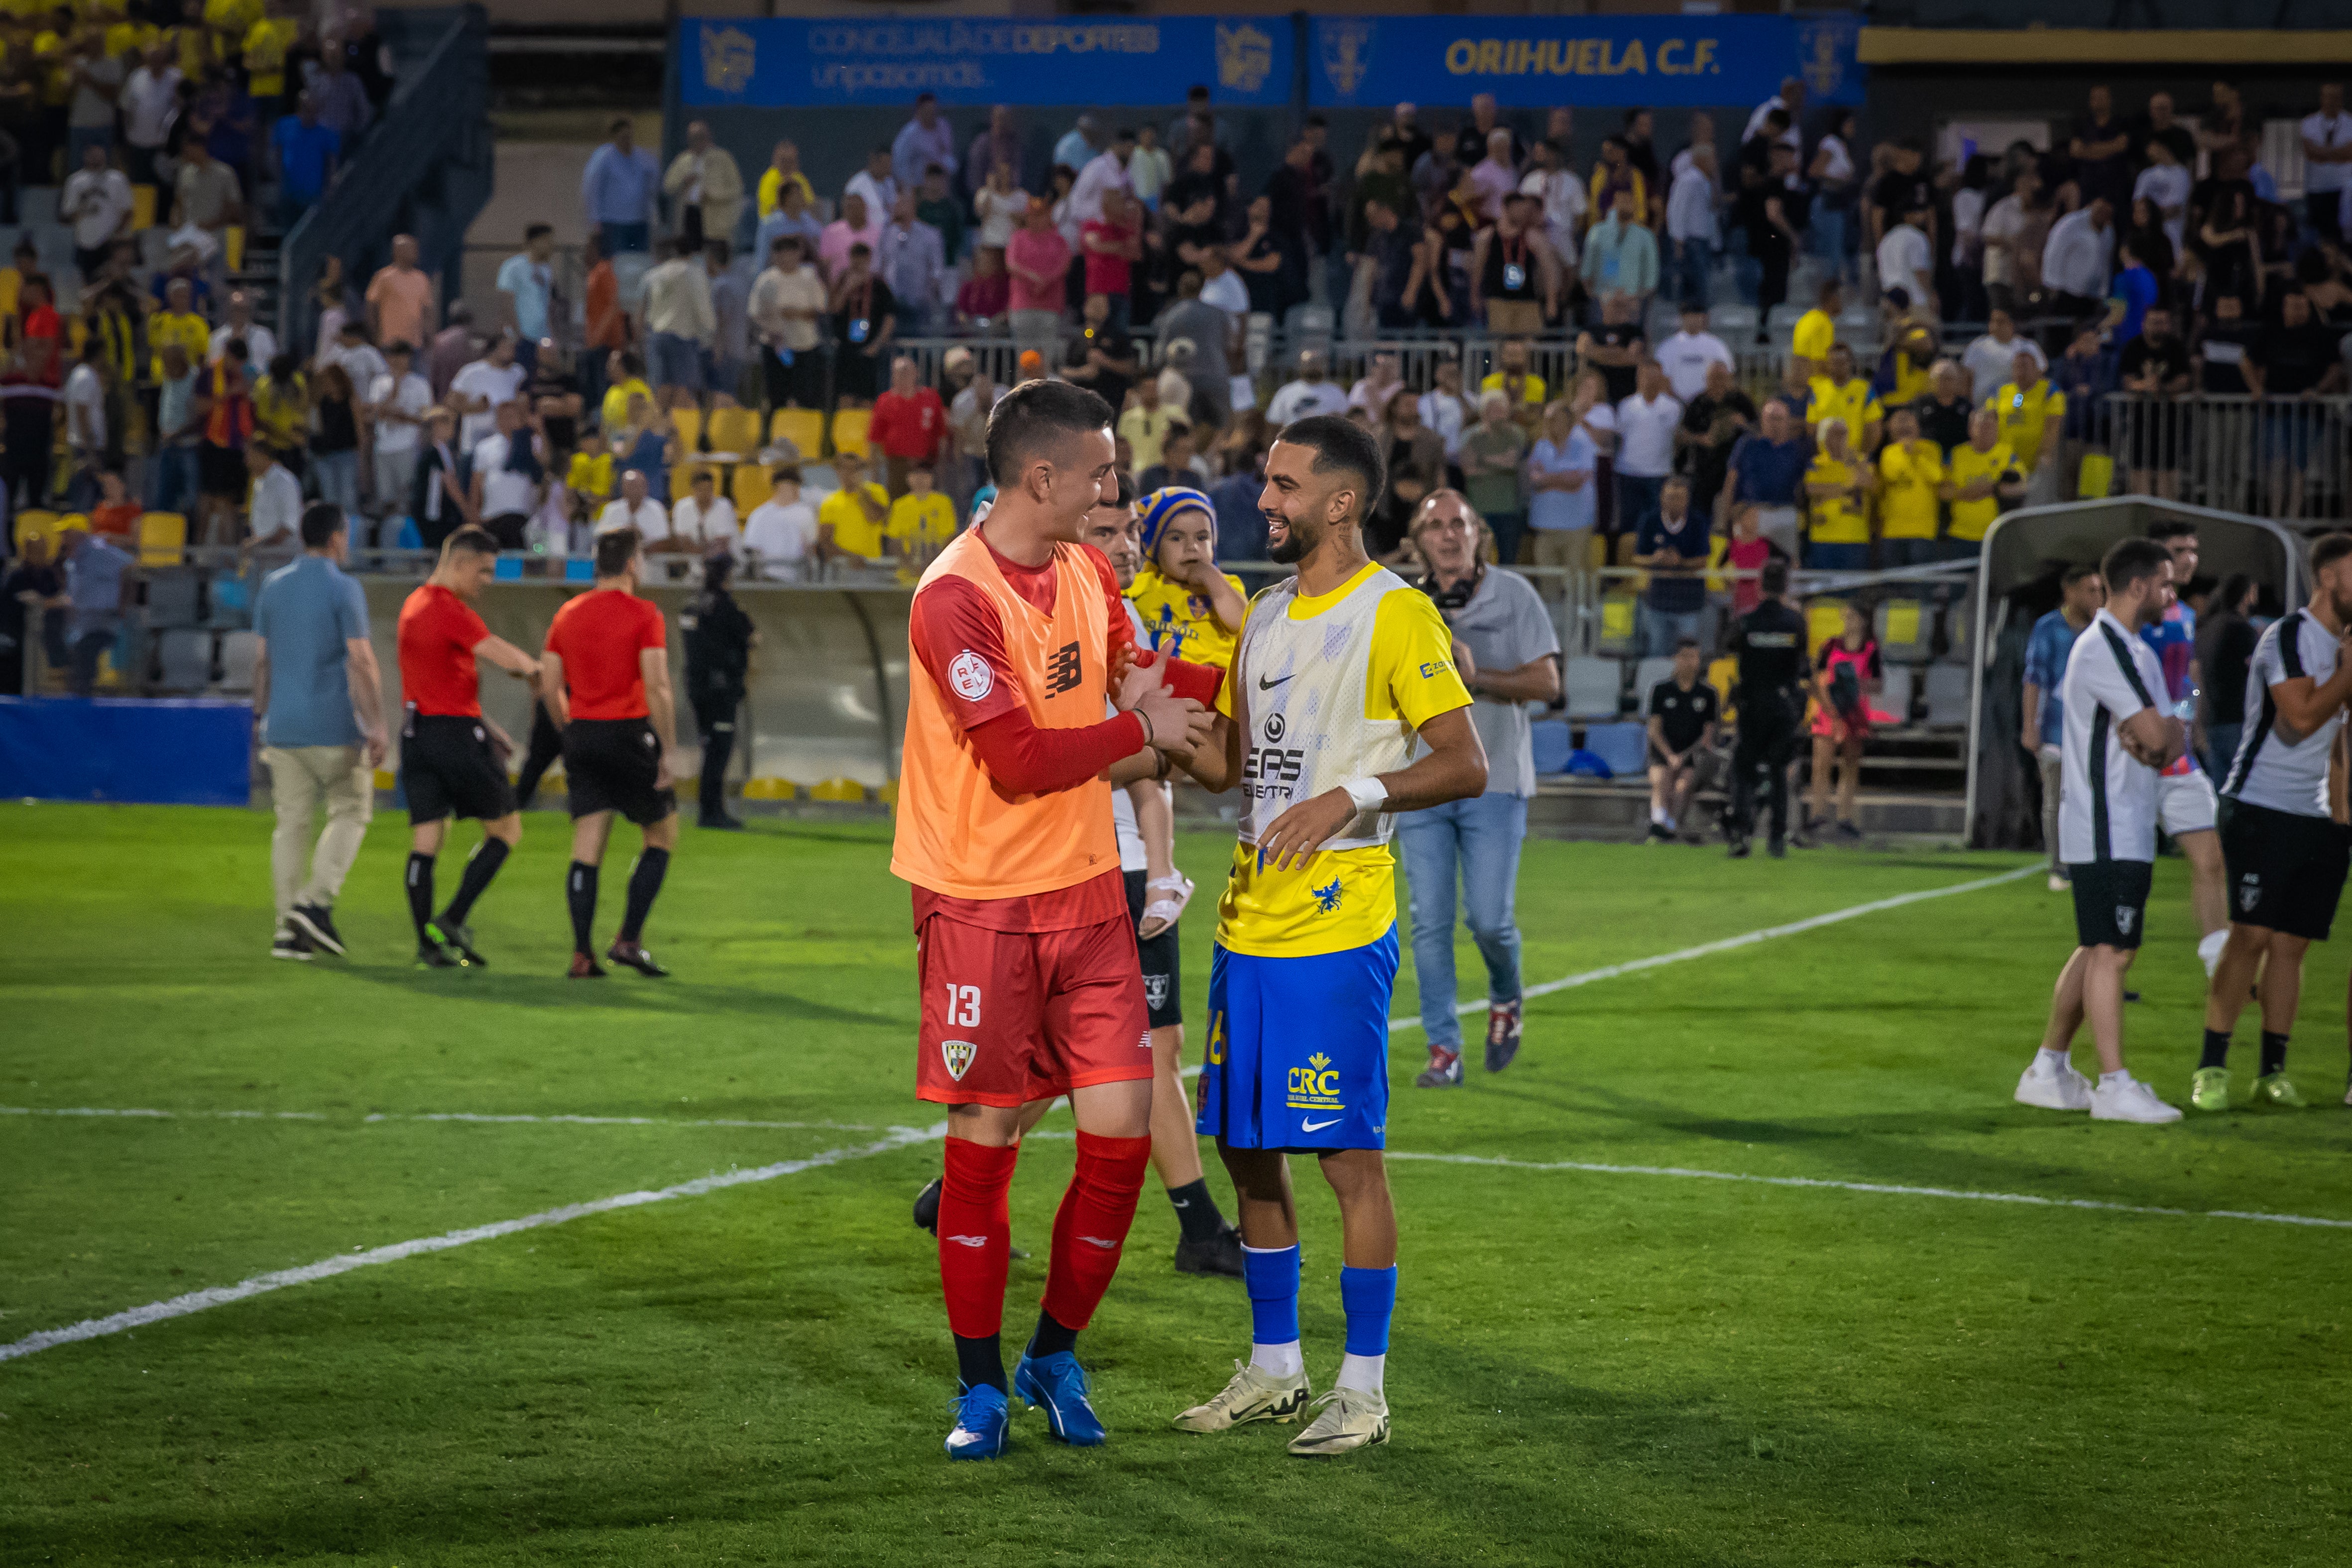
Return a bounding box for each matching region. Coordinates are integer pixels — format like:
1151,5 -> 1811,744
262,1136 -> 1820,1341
1045,640 -> 1083,695
945,1234 -> 988,1248
1077,1235 -> 1120,1249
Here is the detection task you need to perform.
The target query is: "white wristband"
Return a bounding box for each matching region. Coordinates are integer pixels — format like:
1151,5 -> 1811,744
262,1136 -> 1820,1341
1341,776 -> 1389,815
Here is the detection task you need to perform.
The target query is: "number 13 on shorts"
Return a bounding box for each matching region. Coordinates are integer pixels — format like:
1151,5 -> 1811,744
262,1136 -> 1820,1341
944,984 -> 981,1027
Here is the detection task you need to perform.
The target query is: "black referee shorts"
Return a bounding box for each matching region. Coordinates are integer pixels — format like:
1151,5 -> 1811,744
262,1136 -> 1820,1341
2066,858 -> 2154,951
2220,798 -> 2352,943
401,713 -> 518,826
563,717 -> 678,826
1124,868 -> 1182,1030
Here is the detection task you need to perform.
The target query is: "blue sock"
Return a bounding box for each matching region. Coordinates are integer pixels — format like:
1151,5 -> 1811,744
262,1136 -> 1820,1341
1339,1265 -> 1398,1357
1241,1242 -> 1300,1346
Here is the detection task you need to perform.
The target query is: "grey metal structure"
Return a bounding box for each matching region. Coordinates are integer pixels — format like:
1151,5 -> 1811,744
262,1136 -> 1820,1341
1961,497 -> 2311,849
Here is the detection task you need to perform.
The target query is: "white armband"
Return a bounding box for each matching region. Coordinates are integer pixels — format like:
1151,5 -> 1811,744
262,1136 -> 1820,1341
1341,775 -> 1389,815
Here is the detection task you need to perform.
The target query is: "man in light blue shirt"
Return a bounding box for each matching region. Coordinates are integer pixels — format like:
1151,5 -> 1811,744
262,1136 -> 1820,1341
59,528 -> 129,695
581,118 -> 658,256
1053,115 -> 1101,176
2021,562 -> 2104,889
496,224 -> 556,358
1579,188 -> 1659,316
253,501 -> 387,960
892,94 -> 957,194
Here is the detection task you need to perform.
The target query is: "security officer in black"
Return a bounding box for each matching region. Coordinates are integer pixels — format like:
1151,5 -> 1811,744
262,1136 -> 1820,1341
680,552 -> 757,830
1724,557 -> 1810,858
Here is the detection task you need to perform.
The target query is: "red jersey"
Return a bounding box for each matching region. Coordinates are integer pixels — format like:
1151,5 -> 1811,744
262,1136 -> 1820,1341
397,582 -> 489,716
1080,218 -> 1134,297
867,386 -> 945,463
545,587 -> 665,721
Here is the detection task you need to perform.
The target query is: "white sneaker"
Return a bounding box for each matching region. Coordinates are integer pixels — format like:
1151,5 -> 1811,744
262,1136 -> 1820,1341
2015,1056 -> 2094,1111
2047,873 -> 2069,892
2091,1073 -> 2183,1124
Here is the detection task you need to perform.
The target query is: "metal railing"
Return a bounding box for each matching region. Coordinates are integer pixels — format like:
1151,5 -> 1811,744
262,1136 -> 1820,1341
2100,393 -> 2351,523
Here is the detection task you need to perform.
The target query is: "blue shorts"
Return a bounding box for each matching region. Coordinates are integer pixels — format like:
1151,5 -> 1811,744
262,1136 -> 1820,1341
1197,931 -> 1399,1152
648,331 -> 706,392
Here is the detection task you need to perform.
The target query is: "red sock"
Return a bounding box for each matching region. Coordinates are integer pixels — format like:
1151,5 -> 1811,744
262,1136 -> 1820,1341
1040,1130 -> 1152,1332
938,1138 -> 1020,1339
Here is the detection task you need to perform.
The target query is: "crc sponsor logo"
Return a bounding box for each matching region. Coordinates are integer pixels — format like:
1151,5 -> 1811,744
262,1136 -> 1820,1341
1286,1051 -> 1344,1110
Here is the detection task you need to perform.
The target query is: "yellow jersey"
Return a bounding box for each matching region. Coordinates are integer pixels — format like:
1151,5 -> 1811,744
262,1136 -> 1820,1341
757,166 -> 816,218
1987,379 -> 2063,470
202,0 -> 261,39
1805,376 -> 1882,447
240,14 -> 297,95
253,372 -> 308,448
1791,308 -> 1835,362
819,482 -> 890,559
1946,441 -> 2019,541
1215,565 -> 1470,958
1127,563 -> 1246,670
886,490 -> 956,555
1877,441 -> 1944,540
1806,453 -> 1868,545
1478,369 -> 1547,407
1883,354 -> 1934,408
149,310 -> 211,378
566,450 -> 614,502
598,377 -> 656,432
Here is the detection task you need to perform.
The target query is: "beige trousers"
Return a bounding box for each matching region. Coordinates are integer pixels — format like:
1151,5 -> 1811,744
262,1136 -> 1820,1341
263,745 -> 374,922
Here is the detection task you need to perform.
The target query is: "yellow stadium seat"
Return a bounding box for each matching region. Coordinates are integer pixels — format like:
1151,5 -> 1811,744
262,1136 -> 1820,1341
225,226 -> 243,273
742,776 -> 798,801
706,406 -> 760,454
731,464 -> 771,512
810,776 -> 864,802
672,463 -> 723,505
829,408 -> 870,458
770,407 -> 823,457
1707,655 -> 1739,722
131,182 -> 156,230
137,511 -> 186,565
1806,600 -> 1848,657
670,407 -> 703,453
55,512 -> 90,535
877,779 -> 899,805
12,507 -> 59,550
1599,593 -> 1637,644
373,768 -> 397,791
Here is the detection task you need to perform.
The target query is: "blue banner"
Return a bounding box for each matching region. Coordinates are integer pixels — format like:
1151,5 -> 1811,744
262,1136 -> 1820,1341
1309,15 -> 1862,112
680,16 -> 1294,110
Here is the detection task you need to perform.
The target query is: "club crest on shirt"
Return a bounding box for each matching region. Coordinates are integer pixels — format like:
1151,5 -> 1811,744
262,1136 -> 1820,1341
1312,877 -> 1344,914
1144,973 -> 1170,1010
947,650 -> 992,701
2115,905 -> 2137,935
941,1038 -> 976,1080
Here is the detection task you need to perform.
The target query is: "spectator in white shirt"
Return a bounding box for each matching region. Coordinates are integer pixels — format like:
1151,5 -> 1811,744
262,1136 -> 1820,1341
2300,83 -> 2352,244
1419,356 -> 1474,460
1655,302 -> 1733,404
843,146 -> 899,230
1347,351 -> 1404,418
740,465 -> 817,580
366,342 -> 433,520
60,143 -> 131,282
1068,130 -> 1136,227
1266,350 -> 1352,425
468,400 -> 543,550
120,43 -> 180,186
209,289 -> 278,369
245,441 -> 305,547
1196,247 -> 1249,319
1518,138 -> 1585,268
64,340 -> 107,475
1743,78 -> 1806,153
666,469 -> 739,554
596,468 -> 669,538
447,333 -> 528,452
2041,198 -> 2116,319
1613,360 -> 1683,538
1963,309 -> 2046,404
1875,200 -> 1936,317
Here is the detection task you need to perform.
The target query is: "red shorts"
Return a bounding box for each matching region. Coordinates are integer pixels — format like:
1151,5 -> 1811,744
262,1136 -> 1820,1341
915,909 -> 1153,1107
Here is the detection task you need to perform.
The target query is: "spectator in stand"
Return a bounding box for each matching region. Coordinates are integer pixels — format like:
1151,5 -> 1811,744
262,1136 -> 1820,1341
1807,341 -> 1883,456
1265,349 -> 1349,426
867,353 -> 945,497
974,159 -> 1029,256
1418,354 -> 1472,463
1876,196 -> 1935,319
367,340 -> 430,525
1677,359 -> 1755,522
1053,115 -> 1101,183
61,339 -> 107,503
1963,309 -> 2044,405
2300,84 -> 2352,246
1737,140 -> 1803,334
582,236 -> 626,414
950,241 -> 1009,334
1866,139 -> 1931,257
1988,346 -> 2065,500
1061,292 -> 1137,411
1455,389 -> 1525,556
365,234 -> 435,361
449,331 -> 527,455
1069,125 -> 1136,230
2197,573 -> 2259,778
245,439 -> 305,550
892,93 -> 956,195
1946,407 -> 2025,558
1744,75 -> 1806,154
877,190 -> 944,340
1471,192 -> 1559,336
1137,420 -> 1208,495
1481,336 -> 1549,416
749,234 -> 825,412
665,466 -> 737,554
1876,407 -> 1946,569
1075,185 -> 1146,334
269,88 -> 338,229
816,189 -> 880,284
1465,127 -> 1517,223
191,338 -> 255,546
1803,416 -> 1872,572
1523,395 -> 1596,580
1808,111 -> 1860,285
172,135 -> 243,259
912,163 -> 965,270
1914,359 -> 1974,456
2041,196 -> 2116,325
88,467 -> 140,539
886,461 -> 954,561
65,28 -> 124,169
816,450 -> 889,565
1117,375 -> 1180,478
1806,603 -> 1881,842
1195,242 -> 1249,321
641,239 -> 714,410
2068,86 -> 2134,214
149,341 -> 204,513
1980,163 -> 2048,324
2021,562 -> 2103,889
1129,124 -> 1171,215
1665,146 -> 1719,310
55,525 -> 129,695
307,32 -> 370,143
2135,136 -> 2191,259
739,464 -> 815,581
827,242 -> 895,408
663,121 -> 743,253
843,145 -> 898,229
1655,300 -> 1732,405
1614,360 -> 1681,546
2247,288 -> 2346,518
1635,477 -> 1710,656
581,117 -> 658,255
2051,325 -> 2114,498
309,363 -> 361,516
963,106 -> 1024,205
756,139 -> 814,219
703,240 -> 750,406
1587,135 -> 1646,232
494,226 -> 557,372
595,466 -> 667,540
2136,92 -> 2197,172
1576,289 -> 1646,406
1157,274 -> 1233,432
409,408 -> 474,550
60,141 -> 130,285
426,301 -> 476,404
121,41 -> 180,187
1003,196 -> 1067,362
1580,188 -> 1657,318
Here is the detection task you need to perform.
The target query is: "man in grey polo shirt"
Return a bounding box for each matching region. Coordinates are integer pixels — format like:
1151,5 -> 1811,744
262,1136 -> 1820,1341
253,502 -> 388,961
1399,489 -> 1564,1088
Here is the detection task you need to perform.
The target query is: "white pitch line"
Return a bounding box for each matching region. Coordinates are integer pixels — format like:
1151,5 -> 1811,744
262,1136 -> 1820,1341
0,1123 -> 945,1364
1389,860 -> 2043,1032
0,1106 -> 877,1133
1385,1150 -> 2352,1231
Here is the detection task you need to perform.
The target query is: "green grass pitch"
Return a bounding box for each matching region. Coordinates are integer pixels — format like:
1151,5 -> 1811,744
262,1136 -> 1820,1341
4,803 -> 2351,1567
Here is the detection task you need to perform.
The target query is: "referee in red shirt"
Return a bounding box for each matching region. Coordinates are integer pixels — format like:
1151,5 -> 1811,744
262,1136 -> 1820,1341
395,526 -> 544,967
542,526 -> 683,978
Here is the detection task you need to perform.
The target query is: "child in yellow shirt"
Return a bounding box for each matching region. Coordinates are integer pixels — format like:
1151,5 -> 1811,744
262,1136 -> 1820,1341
885,461 -> 956,566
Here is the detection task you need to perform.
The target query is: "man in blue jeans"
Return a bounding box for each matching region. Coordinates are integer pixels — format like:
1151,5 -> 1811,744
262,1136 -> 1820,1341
1400,491 -> 1562,1088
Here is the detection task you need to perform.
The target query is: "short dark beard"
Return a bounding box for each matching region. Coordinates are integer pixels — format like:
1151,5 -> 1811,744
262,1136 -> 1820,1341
1268,512 -> 1320,566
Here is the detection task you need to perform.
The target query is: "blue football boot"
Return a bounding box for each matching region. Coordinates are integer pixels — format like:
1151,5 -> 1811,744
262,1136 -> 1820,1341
1013,1351 -> 1107,1446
